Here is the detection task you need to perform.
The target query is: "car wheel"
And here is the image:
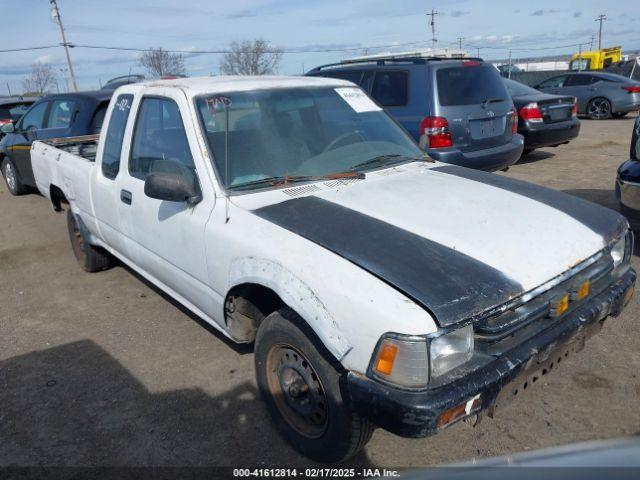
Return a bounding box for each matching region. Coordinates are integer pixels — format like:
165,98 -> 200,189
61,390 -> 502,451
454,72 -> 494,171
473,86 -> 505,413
612,112 -> 628,118
2,158 -> 25,195
587,97 -> 612,120
66,209 -> 113,272
255,307 -> 374,463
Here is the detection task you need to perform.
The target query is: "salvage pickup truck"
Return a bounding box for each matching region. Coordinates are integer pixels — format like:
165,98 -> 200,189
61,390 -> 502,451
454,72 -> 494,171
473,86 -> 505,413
31,76 -> 636,462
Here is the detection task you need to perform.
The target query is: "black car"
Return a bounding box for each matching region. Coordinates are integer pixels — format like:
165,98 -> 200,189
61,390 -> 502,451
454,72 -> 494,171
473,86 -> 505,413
616,115 -> 640,228
504,78 -> 580,155
0,96 -> 39,138
0,90 -> 112,195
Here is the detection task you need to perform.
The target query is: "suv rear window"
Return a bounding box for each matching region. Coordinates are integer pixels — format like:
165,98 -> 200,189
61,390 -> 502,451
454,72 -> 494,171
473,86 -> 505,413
437,65 -> 509,106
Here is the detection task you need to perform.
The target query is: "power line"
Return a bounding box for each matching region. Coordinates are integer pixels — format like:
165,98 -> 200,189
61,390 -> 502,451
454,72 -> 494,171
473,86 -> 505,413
0,45 -> 58,53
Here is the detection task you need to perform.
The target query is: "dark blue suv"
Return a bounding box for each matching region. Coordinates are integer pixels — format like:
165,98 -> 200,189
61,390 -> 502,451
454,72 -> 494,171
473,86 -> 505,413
307,56 -> 524,171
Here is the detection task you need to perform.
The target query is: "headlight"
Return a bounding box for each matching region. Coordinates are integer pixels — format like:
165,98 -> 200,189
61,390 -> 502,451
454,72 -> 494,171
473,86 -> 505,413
429,324 -> 474,378
610,233 -> 630,269
370,335 -> 429,388
370,324 -> 475,388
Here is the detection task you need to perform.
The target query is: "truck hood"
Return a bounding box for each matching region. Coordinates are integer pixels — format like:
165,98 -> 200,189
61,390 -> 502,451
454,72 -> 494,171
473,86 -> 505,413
247,163 -> 626,326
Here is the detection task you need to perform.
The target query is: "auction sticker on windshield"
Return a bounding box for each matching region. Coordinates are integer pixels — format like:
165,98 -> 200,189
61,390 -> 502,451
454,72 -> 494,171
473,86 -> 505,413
335,88 -> 382,113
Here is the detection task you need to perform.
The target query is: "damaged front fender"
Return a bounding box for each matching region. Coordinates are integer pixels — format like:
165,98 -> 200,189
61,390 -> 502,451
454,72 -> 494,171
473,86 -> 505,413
228,257 -> 352,360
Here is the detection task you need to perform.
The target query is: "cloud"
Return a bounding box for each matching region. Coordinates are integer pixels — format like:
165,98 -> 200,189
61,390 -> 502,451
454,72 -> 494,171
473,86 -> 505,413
573,11 -> 582,18
451,10 -> 470,17
225,9 -> 257,19
532,9 -> 561,16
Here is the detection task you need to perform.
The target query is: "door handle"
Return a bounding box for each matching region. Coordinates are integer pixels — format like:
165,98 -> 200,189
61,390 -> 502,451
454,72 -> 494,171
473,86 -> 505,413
120,189 -> 132,205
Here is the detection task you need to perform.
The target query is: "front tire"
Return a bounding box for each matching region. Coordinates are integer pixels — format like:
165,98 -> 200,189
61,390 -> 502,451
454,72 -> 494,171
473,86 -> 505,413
255,308 -> 374,463
587,97 -> 612,120
66,209 -> 113,272
2,158 -> 25,195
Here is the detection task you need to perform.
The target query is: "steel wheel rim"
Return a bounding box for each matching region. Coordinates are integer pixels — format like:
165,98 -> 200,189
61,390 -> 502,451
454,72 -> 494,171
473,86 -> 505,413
265,343 -> 329,439
69,214 -> 85,260
4,163 -> 16,191
589,99 -> 610,119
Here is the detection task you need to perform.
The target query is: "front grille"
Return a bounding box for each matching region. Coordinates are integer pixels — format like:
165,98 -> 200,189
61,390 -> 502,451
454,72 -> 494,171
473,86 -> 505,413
474,251 -> 614,342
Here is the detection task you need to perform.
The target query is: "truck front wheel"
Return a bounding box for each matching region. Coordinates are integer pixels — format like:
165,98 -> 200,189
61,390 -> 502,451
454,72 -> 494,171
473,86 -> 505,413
255,308 -> 374,463
66,209 -> 113,272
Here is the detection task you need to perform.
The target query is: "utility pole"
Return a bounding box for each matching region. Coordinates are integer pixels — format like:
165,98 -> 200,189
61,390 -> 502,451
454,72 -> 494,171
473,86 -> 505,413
476,47 -> 481,58
6,83 -> 12,96
578,43 -> 583,71
595,14 -> 606,50
508,49 -> 512,79
50,0 -> 78,92
590,34 -> 595,50
457,37 -> 464,50
427,9 -> 439,50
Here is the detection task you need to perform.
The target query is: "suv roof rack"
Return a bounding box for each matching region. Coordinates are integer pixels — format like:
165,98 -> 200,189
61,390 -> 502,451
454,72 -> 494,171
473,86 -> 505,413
308,54 -> 483,72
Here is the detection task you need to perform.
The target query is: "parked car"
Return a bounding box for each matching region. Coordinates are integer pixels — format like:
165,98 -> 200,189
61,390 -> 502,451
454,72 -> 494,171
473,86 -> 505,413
0,90 -> 112,195
32,77 -> 635,462
503,78 -> 580,155
534,71 -> 640,120
615,115 -> 640,228
0,96 -> 39,139
497,64 -> 522,76
306,56 -> 524,172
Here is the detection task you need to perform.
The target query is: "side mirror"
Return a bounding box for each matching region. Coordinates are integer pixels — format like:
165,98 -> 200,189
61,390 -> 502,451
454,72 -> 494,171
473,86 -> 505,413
1,122 -> 15,134
144,170 -> 202,205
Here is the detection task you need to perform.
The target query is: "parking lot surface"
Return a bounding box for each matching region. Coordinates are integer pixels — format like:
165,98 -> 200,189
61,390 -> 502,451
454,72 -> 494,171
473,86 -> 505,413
1,114 -> 639,468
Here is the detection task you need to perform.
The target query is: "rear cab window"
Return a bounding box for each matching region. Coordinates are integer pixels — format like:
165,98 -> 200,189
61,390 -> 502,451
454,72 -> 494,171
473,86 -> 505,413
436,63 -> 509,106
102,94 -> 133,179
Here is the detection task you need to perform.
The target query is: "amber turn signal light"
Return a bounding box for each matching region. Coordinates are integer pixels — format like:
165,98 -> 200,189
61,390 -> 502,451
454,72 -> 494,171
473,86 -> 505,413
550,294 -> 570,318
374,343 -> 398,375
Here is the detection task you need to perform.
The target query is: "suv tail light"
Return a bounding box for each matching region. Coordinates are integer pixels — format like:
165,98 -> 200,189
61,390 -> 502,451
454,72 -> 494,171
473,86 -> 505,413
571,99 -> 578,116
0,119 -> 11,126
420,116 -> 453,148
511,106 -> 518,134
519,102 -> 543,123
623,85 -> 640,93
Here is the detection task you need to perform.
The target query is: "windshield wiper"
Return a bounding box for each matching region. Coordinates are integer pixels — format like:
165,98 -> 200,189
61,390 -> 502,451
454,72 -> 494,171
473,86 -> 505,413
349,154 -> 427,172
227,171 -> 365,191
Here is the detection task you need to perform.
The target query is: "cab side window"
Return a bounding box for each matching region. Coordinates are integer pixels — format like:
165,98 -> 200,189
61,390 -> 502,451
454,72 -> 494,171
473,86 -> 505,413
102,94 -> 133,180
565,75 -> 593,87
20,102 -> 48,131
129,97 -> 195,180
539,76 -> 567,88
48,100 -> 77,129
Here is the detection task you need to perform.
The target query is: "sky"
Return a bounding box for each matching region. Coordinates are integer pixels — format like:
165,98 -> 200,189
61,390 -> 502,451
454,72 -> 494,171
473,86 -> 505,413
0,0 -> 638,94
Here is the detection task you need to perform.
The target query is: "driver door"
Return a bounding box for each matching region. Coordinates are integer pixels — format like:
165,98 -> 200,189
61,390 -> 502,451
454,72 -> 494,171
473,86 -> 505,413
117,88 -> 218,319
6,100 -> 50,186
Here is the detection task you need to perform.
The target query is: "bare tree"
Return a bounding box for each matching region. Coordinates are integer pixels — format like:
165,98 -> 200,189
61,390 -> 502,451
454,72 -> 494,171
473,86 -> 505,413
139,47 -> 186,77
219,39 -> 283,75
22,62 -> 57,95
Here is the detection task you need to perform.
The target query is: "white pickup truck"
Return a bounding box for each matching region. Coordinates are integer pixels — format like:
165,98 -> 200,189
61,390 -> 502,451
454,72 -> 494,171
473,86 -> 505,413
31,76 -> 635,462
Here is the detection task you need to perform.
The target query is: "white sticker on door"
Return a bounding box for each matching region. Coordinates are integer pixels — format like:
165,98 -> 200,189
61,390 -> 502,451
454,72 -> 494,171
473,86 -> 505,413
335,88 -> 382,113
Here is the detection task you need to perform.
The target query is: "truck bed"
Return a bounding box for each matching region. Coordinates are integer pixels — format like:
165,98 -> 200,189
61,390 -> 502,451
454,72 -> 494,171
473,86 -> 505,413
40,134 -> 100,162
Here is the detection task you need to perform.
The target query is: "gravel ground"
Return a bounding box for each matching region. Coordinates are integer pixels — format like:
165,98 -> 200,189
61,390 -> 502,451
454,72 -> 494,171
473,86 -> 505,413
1,113 -> 639,469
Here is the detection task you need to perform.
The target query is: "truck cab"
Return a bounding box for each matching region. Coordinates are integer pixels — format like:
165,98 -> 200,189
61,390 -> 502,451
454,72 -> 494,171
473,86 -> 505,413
570,46 -> 623,71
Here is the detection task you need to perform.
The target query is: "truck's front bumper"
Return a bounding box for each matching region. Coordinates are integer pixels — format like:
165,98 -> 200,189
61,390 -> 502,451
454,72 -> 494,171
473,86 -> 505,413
347,269 -> 635,438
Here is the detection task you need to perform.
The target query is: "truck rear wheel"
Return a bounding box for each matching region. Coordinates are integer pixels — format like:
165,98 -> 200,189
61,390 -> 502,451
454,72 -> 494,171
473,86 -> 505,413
2,158 -> 26,196
255,308 -> 374,463
66,209 -> 113,272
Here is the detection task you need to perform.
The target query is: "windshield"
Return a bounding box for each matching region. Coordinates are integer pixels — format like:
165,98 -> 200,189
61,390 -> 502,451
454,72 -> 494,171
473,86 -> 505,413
196,86 -> 423,190
503,78 -> 540,97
